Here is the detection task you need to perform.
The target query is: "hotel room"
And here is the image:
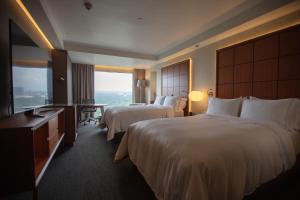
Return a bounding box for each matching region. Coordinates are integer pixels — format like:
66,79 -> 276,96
0,0 -> 300,200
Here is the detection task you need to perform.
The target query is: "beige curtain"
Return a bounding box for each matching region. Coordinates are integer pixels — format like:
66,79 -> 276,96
72,63 -> 95,103
133,69 -> 146,103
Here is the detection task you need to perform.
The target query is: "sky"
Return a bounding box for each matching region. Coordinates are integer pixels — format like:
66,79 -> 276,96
94,71 -> 132,92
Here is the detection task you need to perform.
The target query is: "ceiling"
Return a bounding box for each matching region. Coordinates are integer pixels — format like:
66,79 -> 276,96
29,0 -> 300,68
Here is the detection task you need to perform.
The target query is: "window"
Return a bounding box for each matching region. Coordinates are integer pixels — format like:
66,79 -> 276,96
94,71 -> 133,107
13,66 -> 51,113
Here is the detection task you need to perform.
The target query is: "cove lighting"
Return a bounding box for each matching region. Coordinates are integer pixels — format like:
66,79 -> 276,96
16,0 -> 54,49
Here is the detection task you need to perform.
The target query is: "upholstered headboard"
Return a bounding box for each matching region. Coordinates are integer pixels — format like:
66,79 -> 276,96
216,24 -> 300,99
161,60 -> 190,116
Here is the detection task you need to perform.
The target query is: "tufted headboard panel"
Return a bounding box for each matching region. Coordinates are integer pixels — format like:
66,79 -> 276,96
161,60 -> 190,115
216,24 -> 300,99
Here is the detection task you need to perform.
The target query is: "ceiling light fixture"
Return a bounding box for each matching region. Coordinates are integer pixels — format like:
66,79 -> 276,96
16,0 -> 54,49
83,1 -> 93,10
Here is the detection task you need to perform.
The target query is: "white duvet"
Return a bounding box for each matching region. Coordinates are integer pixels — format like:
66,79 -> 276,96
115,114 -> 296,200
101,105 -> 174,140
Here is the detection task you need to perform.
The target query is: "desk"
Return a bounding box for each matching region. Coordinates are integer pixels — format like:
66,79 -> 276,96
77,104 -> 107,123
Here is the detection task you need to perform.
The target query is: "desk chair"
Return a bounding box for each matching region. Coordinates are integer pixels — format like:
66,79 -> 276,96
80,99 -> 98,125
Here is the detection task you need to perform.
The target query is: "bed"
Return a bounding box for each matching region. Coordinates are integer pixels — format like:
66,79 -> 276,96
101,103 -> 183,140
102,59 -> 191,141
115,107 -> 299,200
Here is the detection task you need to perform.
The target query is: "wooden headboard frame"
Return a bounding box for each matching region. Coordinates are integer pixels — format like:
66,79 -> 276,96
161,60 -> 190,116
216,24 -> 300,99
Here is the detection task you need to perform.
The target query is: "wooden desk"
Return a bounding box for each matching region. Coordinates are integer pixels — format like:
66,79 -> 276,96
77,104 -> 107,122
0,108 -> 65,200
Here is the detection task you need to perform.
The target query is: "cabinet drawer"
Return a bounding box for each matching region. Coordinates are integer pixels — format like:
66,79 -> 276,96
48,134 -> 59,154
48,117 -> 58,135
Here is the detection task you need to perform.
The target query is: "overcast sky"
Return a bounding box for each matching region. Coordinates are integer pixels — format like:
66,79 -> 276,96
94,71 -> 132,92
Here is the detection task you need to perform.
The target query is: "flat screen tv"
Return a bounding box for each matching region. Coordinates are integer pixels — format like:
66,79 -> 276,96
10,20 -> 53,113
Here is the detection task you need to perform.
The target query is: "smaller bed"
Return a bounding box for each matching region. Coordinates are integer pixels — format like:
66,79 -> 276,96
101,96 -> 187,140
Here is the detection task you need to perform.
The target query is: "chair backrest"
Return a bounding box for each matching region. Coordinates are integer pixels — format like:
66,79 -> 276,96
81,99 -> 95,104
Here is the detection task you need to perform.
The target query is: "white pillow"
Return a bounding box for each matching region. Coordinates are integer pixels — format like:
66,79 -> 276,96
176,98 -> 187,111
163,96 -> 180,109
206,97 -> 243,117
153,96 -> 166,105
240,98 -> 300,132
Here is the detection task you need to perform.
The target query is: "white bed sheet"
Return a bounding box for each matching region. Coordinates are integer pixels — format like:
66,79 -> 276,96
115,114 -> 296,200
101,105 -> 175,140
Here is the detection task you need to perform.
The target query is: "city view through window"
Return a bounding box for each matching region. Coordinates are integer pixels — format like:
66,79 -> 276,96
13,66 -> 50,113
12,69 -> 133,114
94,71 -> 133,109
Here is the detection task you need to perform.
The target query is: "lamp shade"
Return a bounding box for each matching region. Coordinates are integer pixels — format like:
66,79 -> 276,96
189,91 -> 203,101
136,79 -> 147,87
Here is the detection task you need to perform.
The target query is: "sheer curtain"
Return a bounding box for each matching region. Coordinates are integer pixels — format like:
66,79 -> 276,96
72,63 -> 95,104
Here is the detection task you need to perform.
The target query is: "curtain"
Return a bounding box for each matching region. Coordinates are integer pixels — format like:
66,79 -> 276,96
133,69 -> 146,103
72,63 -> 95,104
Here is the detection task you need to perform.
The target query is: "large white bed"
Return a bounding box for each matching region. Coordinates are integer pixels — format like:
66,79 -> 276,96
101,96 -> 187,140
115,97 -> 300,200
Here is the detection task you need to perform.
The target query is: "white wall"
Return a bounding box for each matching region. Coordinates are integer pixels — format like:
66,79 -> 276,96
146,12 -> 300,114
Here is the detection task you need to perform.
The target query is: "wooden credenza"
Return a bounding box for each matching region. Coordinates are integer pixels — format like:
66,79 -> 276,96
0,108 -> 66,199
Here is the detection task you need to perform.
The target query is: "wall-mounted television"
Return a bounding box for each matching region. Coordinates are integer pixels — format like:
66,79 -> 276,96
10,20 -> 53,113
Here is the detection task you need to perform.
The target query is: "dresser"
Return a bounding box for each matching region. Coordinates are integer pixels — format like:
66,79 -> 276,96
0,108 -> 66,200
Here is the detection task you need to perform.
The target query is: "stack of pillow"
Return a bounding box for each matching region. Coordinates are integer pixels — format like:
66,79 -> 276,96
153,96 -> 187,112
206,96 -> 300,133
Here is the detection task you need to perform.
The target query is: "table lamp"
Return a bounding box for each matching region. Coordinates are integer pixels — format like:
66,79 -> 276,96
188,91 -> 203,115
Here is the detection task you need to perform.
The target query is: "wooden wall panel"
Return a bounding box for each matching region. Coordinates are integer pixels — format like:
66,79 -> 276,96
234,83 -> 252,97
234,63 -> 253,83
253,82 -> 277,99
179,76 -> 189,87
279,55 -> 300,80
280,26 -> 300,56
217,24 -> 300,100
278,80 -> 300,98
218,67 -> 233,84
253,59 -> 278,82
218,84 -> 233,98
218,48 -> 234,67
235,43 -> 253,64
254,35 -> 278,61
161,60 -> 190,115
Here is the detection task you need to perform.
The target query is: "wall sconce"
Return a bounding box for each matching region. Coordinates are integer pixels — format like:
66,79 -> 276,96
207,89 -> 213,97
